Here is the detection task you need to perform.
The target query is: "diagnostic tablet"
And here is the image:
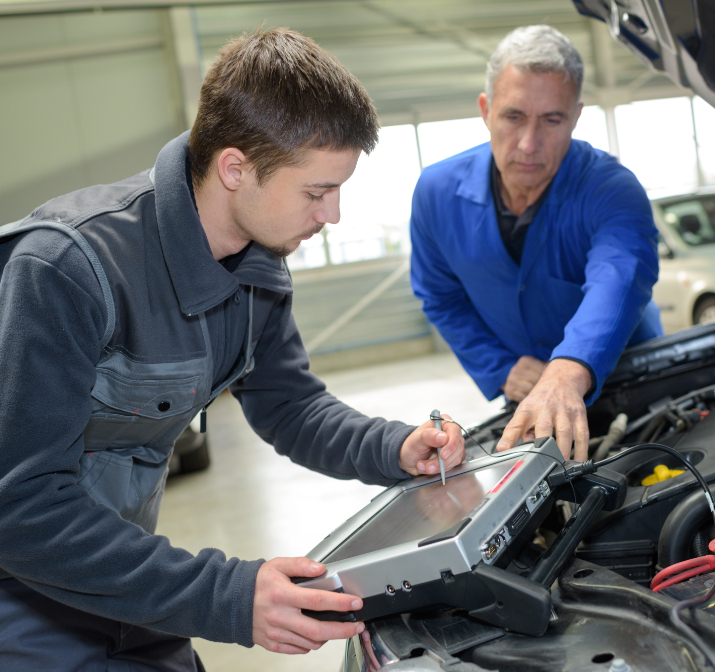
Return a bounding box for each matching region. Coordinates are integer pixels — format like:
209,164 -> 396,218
298,437 -> 564,629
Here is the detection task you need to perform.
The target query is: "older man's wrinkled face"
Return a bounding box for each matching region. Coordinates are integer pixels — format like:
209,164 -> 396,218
479,63 -> 582,200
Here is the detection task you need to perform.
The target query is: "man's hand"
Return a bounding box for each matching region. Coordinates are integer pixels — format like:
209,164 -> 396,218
496,359 -> 592,461
502,356 -> 548,402
399,413 -> 465,476
253,557 -> 364,655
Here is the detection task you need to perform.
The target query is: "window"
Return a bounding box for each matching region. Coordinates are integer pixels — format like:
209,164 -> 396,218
287,124 -> 421,270
692,96 -> 715,185
660,196 -> 715,247
417,117 -> 490,168
289,97 -> 713,270
572,105 -> 610,153
615,97 -> 699,194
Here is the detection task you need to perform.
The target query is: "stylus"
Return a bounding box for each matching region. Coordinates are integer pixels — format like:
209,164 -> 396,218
430,409 -> 446,485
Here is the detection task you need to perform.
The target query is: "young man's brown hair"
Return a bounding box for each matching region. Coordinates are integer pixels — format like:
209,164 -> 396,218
188,27 -> 379,187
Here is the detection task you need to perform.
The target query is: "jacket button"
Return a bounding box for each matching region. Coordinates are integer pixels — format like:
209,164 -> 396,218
520,285 -> 526,292
234,292 -> 241,304
158,401 -> 171,412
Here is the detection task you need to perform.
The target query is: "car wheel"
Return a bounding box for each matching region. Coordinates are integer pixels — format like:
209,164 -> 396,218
179,437 -> 211,473
694,296 -> 715,325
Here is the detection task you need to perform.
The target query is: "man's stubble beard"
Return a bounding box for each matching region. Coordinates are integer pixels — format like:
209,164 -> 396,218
267,242 -> 295,259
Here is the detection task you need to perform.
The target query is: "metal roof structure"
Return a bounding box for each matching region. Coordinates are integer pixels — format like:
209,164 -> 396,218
0,0 -> 687,127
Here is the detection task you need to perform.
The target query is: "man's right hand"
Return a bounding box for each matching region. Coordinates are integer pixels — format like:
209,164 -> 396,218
502,356 -> 548,402
253,556 -> 365,654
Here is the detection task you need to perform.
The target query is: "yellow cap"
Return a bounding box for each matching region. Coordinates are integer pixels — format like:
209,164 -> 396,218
642,464 -> 685,486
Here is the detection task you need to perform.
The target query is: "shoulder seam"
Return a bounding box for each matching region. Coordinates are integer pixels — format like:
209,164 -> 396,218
68,183 -> 155,229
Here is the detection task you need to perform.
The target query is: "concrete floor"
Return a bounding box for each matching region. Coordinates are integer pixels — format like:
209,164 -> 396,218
155,351 -> 504,672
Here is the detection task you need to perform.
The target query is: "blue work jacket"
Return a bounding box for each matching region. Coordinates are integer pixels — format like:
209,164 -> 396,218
410,139 -> 663,403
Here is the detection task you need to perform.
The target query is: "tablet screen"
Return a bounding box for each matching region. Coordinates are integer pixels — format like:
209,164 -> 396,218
322,457 -> 519,563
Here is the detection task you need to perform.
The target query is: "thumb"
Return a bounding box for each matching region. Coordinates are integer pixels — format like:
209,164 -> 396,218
423,427 -> 448,452
269,556 -> 325,578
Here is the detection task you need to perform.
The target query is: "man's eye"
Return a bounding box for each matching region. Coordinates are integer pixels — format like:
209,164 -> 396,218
307,193 -> 324,202
546,117 -> 562,125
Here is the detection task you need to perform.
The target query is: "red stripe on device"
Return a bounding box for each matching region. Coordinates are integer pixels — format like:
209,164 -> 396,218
488,461 -> 525,494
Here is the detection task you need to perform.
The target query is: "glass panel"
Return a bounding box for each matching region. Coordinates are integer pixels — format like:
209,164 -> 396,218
287,232 -> 327,271
572,105 -> 610,153
693,96 -> 715,186
661,196 -> 715,246
323,457 -> 519,563
417,117 -> 490,168
614,97 -> 698,194
328,124 -> 421,265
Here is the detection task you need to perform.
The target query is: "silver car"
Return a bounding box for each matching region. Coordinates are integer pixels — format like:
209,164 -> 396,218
652,189 -> 715,333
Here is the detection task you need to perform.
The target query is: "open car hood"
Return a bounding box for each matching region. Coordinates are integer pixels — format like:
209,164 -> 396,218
574,0 -> 715,106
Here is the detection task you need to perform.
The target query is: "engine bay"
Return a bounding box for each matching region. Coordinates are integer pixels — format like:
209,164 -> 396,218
343,324 -> 715,672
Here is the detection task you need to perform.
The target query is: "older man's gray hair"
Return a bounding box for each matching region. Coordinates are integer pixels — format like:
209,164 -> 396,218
485,25 -> 584,100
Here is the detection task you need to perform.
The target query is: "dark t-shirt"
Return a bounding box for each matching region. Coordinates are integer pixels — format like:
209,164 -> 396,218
490,158 -> 552,265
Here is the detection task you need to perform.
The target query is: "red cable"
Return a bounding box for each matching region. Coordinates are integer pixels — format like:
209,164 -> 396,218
651,555 -> 715,592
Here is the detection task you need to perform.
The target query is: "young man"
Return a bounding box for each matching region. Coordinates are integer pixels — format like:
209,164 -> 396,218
410,25 -> 662,462
0,29 -> 464,669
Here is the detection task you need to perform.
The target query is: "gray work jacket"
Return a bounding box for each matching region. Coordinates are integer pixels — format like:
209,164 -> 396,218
0,132 -> 413,646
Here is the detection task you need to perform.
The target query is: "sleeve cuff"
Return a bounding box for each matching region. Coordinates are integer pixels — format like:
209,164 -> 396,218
232,558 -> 266,647
549,356 -> 598,404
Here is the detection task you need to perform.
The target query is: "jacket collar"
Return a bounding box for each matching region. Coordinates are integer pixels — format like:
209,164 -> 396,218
153,132 -> 292,316
455,139 -> 580,208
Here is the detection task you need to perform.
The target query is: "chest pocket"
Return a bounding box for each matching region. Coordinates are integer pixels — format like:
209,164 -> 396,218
84,368 -> 202,451
81,359 -> 208,531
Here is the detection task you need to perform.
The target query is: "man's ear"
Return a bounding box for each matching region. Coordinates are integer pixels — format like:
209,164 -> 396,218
572,101 -> 584,130
478,93 -> 490,128
216,148 -> 249,191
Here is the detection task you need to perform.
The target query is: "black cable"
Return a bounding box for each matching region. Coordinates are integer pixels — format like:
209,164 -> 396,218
444,417 -> 491,458
591,442 -> 715,667
456,434 -> 715,664
438,416 -> 579,569
669,579 -> 715,669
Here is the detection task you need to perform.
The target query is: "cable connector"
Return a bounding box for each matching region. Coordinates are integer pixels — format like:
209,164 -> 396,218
547,460 -> 598,488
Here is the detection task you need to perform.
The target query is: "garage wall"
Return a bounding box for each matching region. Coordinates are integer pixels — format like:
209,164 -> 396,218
0,10 -> 185,224
291,256 -> 432,372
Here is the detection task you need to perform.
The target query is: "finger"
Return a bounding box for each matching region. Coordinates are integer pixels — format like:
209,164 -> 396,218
262,639 -> 312,655
423,427 -> 449,452
292,613 -> 365,643
552,417 -> 573,461
533,414 -> 554,440
417,455 -> 442,475
572,412 -> 590,462
436,418 -> 463,462
297,585 -> 363,614
443,442 -> 465,470
258,625 -> 322,654
497,410 -> 533,451
267,590 -> 365,644
430,436 -> 465,472
270,556 -> 326,579
504,382 -> 528,403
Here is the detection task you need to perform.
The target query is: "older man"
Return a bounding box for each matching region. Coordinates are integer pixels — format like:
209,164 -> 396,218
410,25 -> 662,461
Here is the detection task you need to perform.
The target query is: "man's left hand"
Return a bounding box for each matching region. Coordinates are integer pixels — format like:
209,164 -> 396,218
496,359 -> 592,461
399,413 -> 465,476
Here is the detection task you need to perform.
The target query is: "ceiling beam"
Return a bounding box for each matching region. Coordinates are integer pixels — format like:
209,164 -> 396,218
0,0 -> 349,17
0,34 -> 162,67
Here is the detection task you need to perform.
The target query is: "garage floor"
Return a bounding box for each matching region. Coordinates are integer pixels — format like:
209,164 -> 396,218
155,351 -> 503,672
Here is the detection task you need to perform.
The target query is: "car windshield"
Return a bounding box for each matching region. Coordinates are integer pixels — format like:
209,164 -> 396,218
660,196 -> 715,247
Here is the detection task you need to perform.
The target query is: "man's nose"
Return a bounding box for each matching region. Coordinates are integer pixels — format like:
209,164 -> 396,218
517,122 -> 539,155
316,192 -> 341,225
